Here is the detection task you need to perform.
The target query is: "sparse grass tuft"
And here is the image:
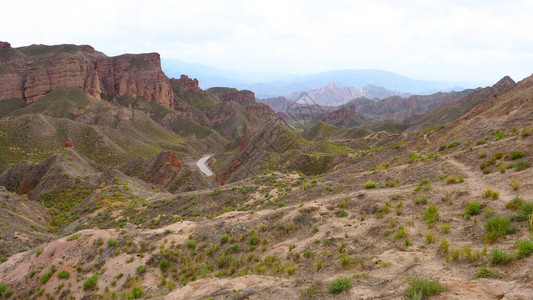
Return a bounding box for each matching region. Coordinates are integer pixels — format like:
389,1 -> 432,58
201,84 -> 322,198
423,205 -> 439,224
509,150 -> 525,160
465,201 -> 481,216
335,209 -> 348,217
415,196 -> 428,205
515,239 -> 533,257
515,202 -> 533,221
506,197 -> 525,210
328,276 -> 353,293
506,160 -> 531,172
403,278 -> 445,299
475,267 -> 500,279
490,248 -> 515,265
364,182 -> 377,189
485,215 -> 516,243
482,189 -> 499,200
57,270 -> 70,279
83,274 -> 99,291
414,179 -> 431,192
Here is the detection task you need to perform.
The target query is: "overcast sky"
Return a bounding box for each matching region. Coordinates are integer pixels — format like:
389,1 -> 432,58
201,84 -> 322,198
3,0 -> 532,84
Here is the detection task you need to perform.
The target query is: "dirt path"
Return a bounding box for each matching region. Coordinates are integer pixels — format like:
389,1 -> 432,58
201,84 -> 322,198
445,157 -> 514,202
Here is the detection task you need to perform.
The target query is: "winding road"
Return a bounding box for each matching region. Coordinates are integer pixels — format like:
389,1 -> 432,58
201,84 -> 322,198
196,155 -> 214,176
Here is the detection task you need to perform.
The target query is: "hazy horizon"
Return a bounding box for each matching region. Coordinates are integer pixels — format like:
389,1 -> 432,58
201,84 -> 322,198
3,0 -> 532,85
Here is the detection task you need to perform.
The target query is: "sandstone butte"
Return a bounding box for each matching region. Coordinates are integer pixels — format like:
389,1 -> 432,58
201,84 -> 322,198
0,42 -> 174,108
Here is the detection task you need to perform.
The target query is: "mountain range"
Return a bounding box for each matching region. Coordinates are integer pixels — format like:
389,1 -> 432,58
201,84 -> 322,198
162,58 -> 470,98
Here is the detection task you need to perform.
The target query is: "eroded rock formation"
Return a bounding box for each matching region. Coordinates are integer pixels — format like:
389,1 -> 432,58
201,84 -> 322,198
0,43 -> 174,108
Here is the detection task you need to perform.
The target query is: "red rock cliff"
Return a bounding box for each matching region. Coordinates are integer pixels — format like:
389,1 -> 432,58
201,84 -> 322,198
0,43 -> 174,108
170,75 -> 203,96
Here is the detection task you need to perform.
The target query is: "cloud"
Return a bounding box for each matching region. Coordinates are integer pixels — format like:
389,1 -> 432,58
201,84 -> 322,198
2,0 -> 532,84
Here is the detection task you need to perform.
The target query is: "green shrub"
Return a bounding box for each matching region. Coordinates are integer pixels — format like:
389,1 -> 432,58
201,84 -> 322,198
4,289 -> 13,298
490,248 -> 515,265
448,141 -> 460,148
414,179 -> 431,192
475,267 -> 500,279
83,274 -> 99,291
57,270 -> 70,279
0,284 -> 5,295
220,234 -> 229,244
364,182 -> 377,189
510,150 -> 525,160
494,131 -> 506,140
160,259 -> 170,271
506,197 -> 525,210
66,234 -> 80,241
465,201 -> 481,216
249,235 -> 259,245
403,278 -> 445,299
506,160 -> 531,171
39,272 -> 52,284
423,205 -> 439,224
107,238 -> 118,246
515,202 -> 533,221
136,265 -> 146,274
186,239 -> 196,249
477,139 -> 486,145
516,239 -> 533,257
128,286 -> 144,299
335,209 -> 348,217
328,276 -> 353,293
408,153 -> 424,163
485,215 -> 516,242
414,196 -> 428,205
445,176 -> 463,184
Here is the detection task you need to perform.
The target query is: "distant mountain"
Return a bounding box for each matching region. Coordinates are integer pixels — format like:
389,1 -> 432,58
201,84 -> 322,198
344,89 -> 473,121
257,97 -> 294,113
161,59 -> 469,98
404,76 -> 516,131
285,82 -> 411,107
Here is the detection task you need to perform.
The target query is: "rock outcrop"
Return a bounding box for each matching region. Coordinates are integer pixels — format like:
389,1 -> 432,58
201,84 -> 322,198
0,43 -> 174,108
143,151 -> 182,186
64,138 -> 74,149
0,41 -> 11,49
170,75 -> 203,96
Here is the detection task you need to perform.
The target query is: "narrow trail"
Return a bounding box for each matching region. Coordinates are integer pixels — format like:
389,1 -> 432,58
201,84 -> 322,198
445,157 -> 514,202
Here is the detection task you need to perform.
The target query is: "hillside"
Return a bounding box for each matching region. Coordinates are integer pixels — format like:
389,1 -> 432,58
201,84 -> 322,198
405,76 -> 516,131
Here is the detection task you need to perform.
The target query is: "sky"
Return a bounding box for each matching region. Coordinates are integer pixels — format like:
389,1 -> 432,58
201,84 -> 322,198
2,0 -> 532,85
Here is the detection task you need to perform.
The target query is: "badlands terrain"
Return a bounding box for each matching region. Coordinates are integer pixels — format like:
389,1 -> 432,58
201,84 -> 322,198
0,42 -> 533,299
